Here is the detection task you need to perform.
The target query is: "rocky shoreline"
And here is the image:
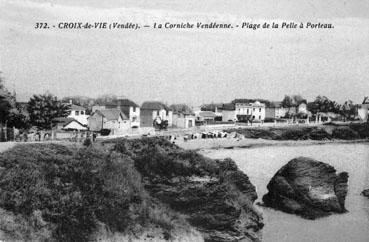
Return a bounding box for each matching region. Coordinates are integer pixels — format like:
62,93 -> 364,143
262,157 -> 349,219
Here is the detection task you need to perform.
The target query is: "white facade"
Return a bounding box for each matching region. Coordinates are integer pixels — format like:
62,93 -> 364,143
234,101 -> 265,121
235,103 -> 253,116
152,109 -> 173,127
358,106 -> 368,122
251,102 -> 266,121
68,107 -> 89,126
297,103 -> 308,114
172,114 -> 195,129
129,106 -> 140,127
63,120 -> 88,130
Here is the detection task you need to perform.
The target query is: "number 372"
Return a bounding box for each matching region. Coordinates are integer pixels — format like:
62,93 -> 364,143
35,23 -> 49,29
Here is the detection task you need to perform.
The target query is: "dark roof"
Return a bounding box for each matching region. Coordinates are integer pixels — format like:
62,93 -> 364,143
200,103 -> 222,112
219,103 -> 235,111
141,101 -> 170,111
232,99 -> 271,106
52,117 -> 84,127
296,99 -> 307,105
199,111 -> 217,118
267,101 -> 282,108
106,98 -> 139,107
95,109 -> 128,120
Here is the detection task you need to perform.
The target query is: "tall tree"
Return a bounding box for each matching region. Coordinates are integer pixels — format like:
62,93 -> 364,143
0,74 -> 13,124
341,100 -> 356,121
27,93 -> 70,129
308,96 -> 341,115
281,95 -> 295,117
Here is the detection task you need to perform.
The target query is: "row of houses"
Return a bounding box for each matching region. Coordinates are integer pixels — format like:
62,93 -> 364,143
54,99 -> 195,134
51,96 -> 369,134
200,99 -> 308,122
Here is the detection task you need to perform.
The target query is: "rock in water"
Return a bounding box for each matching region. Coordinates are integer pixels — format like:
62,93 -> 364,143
262,157 -> 348,219
361,189 -> 369,198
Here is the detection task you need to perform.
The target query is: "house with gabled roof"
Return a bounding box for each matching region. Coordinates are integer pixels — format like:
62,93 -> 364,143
265,101 -> 288,119
88,109 -> 130,134
92,98 -> 140,128
218,103 -> 236,122
67,103 -> 89,126
140,101 -> 173,128
232,99 -> 266,122
52,117 -> 87,131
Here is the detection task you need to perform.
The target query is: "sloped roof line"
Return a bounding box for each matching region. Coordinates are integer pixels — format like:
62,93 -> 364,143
141,101 -> 170,111
95,109 -> 128,120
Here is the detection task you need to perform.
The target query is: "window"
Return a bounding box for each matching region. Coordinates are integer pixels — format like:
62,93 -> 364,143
157,110 -> 160,115
259,108 -> 261,112
81,111 -> 84,115
75,111 -> 79,116
133,107 -> 136,112
247,109 -> 249,114
253,108 -> 255,112
259,115 -> 261,120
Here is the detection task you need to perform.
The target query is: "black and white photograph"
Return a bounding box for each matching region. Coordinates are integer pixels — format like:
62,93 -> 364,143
1,0 -> 369,241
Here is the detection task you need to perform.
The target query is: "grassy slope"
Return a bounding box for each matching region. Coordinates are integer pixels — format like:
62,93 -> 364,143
0,143 -> 194,241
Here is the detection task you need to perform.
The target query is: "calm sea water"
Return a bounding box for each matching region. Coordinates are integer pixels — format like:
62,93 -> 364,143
201,143 -> 369,242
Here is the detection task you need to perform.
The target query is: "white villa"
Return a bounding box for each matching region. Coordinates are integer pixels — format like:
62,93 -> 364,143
233,99 -> 266,122
67,103 -> 89,126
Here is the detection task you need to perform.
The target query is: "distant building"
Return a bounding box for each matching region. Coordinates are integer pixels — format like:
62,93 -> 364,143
92,98 -> 140,128
88,109 -> 130,134
265,101 -> 288,119
218,103 -> 236,121
358,97 -> 369,121
53,117 -> 87,131
67,104 -> 89,126
172,111 -> 195,129
200,103 -> 223,120
296,101 -> 308,114
233,99 -> 266,122
140,101 -> 173,128
195,111 -> 217,124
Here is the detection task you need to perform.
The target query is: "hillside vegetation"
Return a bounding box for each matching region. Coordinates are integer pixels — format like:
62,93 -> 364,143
226,123 -> 369,141
0,138 -> 263,241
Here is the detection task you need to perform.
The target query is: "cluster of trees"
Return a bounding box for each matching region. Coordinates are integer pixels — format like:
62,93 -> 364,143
0,75 -> 70,130
281,94 -> 357,121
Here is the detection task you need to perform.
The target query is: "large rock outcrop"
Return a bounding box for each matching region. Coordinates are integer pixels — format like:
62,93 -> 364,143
262,157 -> 348,219
114,138 -> 264,242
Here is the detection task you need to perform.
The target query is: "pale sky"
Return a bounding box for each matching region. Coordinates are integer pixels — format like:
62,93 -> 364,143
1,0 -> 369,105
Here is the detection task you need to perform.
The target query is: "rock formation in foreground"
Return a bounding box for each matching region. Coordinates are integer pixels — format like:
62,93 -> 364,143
262,157 -> 348,219
114,138 -> 264,242
361,189 -> 369,198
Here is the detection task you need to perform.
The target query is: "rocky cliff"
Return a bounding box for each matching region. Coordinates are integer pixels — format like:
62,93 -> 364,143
262,157 -> 348,219
113,138 -> 264,242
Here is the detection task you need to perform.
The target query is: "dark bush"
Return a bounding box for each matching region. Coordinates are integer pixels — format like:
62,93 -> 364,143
332,127 -> 360,140
113,137 -> 218,179
0,144 -> 145,242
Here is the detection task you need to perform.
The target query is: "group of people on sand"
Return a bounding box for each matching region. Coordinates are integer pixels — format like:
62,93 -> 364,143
164,130 -> 235,143
11,129 -> 98,143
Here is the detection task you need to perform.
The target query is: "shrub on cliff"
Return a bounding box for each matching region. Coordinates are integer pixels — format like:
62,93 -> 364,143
0,144 -> 146,241
114,137 -> 219,179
